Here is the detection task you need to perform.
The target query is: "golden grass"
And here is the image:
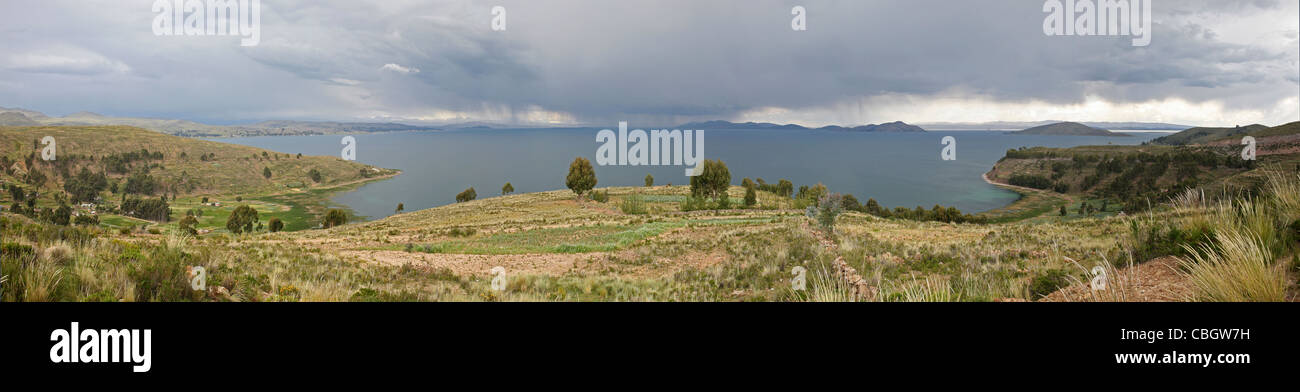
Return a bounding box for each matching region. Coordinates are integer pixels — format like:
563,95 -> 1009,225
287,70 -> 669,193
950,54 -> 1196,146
1177,227 -> 1287,302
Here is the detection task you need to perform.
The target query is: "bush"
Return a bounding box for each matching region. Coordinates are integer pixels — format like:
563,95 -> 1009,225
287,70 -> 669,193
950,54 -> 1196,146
455,187 -> 477,203
619,194 -> 647,215
744,186 -> 757,207
319,209 -> 346,228
590,189 -> 609,203
815,193 -> 844,233
1029,269 -> 1070,299
307,168 -> 322,183
644,174 -> 654,187
262,167 -> 272,179
1,242 -> 35,259
178,215 -> 199,235
501,182 -> 514,195
268,217 -> 284,233
678,196 -> 711,212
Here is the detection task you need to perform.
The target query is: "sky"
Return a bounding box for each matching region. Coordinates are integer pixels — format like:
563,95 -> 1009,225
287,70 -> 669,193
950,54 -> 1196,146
0,0 -> 1296,127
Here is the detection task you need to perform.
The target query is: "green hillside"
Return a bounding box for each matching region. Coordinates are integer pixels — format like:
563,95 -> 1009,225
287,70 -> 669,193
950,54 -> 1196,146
0,125 -> 397,232
1150,124 -> 1269,145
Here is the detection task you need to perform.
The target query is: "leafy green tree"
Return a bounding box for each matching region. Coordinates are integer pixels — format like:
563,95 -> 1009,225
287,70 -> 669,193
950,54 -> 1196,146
841,194 -> 861,211
566,157 -> 597,197
644,174 -> 654,187
226,205 -> 259,234
865,198 -> 882,215
689,159 -> 731,200
323,209 -> 348,228
501,182 -> 514,195
456,187 -> 477,203
777,179 -> 794,198
268,217 -> 284,233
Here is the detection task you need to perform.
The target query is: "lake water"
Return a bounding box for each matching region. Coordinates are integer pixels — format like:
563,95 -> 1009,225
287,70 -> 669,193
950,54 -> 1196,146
215,129 -> 1165,221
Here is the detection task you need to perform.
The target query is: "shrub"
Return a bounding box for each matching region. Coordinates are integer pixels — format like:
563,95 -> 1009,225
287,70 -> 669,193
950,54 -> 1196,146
262,167 -> 272,179
323,209 -> 348,228
307,168 -> 322,183
501,182 -> 514,195
644,174 -> 654,187
1,242 -> 35,259
619,194 -> 647,215
678,196 -> 711,212
744,186 -> 757,207
590,189 -> 609,203
455,187 -> 477,203
565,157 -> 597,196
268,217 -> 284,233
178,215 -> 199,235
815,193 -> 844,233
1029,269 -> 1070,299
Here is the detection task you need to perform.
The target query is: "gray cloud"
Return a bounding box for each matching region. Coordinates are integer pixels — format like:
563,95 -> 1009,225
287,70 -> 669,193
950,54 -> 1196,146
0,0 -> 1295,126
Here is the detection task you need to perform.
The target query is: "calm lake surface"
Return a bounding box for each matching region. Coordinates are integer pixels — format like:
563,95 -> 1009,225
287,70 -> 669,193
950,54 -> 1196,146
215,129 -> 1165,221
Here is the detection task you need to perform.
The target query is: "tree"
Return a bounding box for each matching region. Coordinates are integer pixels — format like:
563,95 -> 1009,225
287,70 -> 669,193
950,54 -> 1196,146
395,203 -> 404,214
456,187 -> 477,203
865,198 -> 882,215
308,168 -> 322,183
777,179 -> 794,198
178,215 -> 199,235
1059,205 -> 1068,216
226,205 -> 259,234
565,157 -> 597,197
263,167 -> 272,179
841,194 -> 861,211
744,185 -> 757,207
501,182 -> 514,195
268,217 -> 284,233
323,209 -> 348,228
689,159 -> 731,200
644,174 -> 654,187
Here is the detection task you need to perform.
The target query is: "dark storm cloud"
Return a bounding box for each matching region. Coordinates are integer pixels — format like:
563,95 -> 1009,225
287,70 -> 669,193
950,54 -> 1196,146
0,0 -> 1295,125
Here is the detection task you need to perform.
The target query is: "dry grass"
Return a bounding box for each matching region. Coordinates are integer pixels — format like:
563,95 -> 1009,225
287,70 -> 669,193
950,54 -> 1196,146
1177,227 -> 1287,302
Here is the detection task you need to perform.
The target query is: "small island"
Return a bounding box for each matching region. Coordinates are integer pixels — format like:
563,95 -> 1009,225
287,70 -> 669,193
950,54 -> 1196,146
1010,121 -> 1130,137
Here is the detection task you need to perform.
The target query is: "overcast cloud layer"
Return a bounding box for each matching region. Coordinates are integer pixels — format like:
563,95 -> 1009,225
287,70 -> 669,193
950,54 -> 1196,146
0,0 -> 1296,127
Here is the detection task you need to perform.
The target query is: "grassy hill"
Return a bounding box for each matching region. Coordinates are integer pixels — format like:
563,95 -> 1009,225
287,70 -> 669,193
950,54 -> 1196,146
1150,124 -> 1270,145
0,125 -> 397,232
4,165 -> 1296,302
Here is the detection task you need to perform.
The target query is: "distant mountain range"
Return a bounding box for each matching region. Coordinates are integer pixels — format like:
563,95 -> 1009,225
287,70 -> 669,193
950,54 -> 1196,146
1010,122 -> 1131,137
916,120 -> 1193,131
0,107 -> 437,137
676,120 -> 926,132
0,106 -> 1223,140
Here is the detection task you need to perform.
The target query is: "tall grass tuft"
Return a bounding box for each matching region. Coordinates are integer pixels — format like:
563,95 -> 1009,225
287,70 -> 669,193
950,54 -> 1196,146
803,267 -> 857,302
1177,227 -> 1287,302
